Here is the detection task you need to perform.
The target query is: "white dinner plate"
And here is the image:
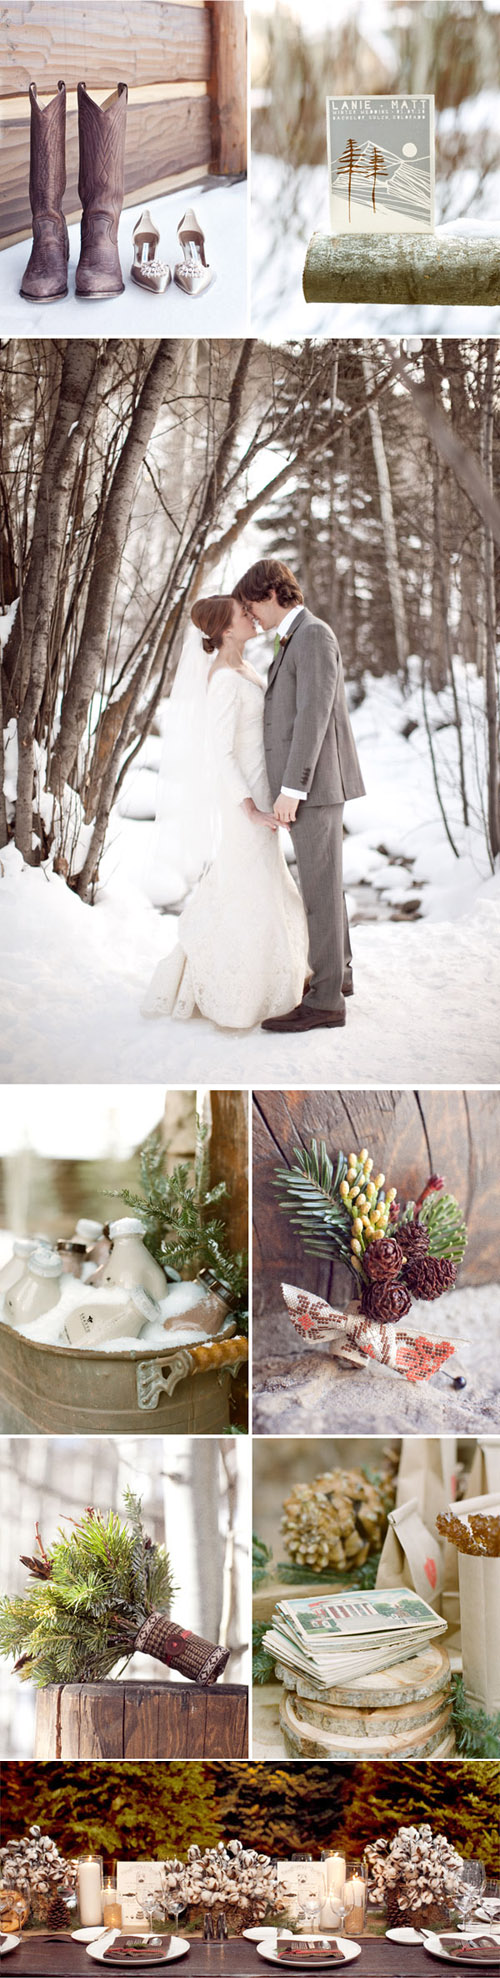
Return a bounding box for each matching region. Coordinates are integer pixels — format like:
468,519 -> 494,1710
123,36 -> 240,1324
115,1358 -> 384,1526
256,1939 -> 361,1968
0,1938 -> 20,1958
86,1932 -> 190,1965
244,1931 -> 294,1943
386,1930 -> 423,1945
74,1929 -> 110,1943
422,1932 -> 500,1965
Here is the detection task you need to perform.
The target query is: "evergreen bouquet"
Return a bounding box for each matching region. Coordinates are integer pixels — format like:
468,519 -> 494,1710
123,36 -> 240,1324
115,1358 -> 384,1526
275,1143 -> 468,1384
0,1490 -> 229,1688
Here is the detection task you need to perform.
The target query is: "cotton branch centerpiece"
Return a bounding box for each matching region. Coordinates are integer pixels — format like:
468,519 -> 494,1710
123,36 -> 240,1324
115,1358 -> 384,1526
364,1825 -> 463,1930
0,1829 -> 76,1930
0,1489 -> 229,1689
161,1842 -> 279,1936
275,1142 -> 468,1385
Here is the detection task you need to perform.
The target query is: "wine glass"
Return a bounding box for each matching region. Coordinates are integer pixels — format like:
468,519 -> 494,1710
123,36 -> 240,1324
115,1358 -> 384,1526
136,1870 -> 160,1937
454,1862 -> 487,1931
296,1868 -> 324,1936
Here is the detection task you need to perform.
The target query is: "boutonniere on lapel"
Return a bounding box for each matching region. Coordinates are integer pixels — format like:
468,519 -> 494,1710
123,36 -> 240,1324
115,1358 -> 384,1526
274,1143 -> 468,1388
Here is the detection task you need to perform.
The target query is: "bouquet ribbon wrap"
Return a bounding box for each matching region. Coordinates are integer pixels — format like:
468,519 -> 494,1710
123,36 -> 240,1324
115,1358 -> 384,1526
134,1612 -> 229,1684
282,1283 -> 458,1384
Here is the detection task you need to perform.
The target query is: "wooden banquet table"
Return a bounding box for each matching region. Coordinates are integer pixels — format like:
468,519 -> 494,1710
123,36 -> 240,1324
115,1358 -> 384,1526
2,1938 -> 497,1978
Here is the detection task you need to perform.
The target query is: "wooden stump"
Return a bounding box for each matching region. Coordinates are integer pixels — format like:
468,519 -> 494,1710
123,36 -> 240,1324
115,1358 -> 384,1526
302,231 -> 500,306
34,1681 -> 248,1760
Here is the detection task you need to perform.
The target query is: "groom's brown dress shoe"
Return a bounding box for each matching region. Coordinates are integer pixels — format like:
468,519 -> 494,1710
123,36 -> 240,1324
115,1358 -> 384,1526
262,1000 -> 346,1033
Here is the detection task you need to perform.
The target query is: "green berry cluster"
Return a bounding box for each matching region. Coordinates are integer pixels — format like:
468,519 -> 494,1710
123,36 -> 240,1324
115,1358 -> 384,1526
339,1147 -> 397,1269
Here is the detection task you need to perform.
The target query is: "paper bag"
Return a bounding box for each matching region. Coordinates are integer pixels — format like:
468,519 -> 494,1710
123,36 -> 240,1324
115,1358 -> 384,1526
466,1440 -> 500,1498
376,1497 -> 444,1609
396,1439 -> 458,1628
446,1490 -> 500,1713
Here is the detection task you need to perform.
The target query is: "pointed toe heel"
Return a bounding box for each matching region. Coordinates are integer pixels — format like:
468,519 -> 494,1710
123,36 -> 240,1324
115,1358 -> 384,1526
130,208 -> 171,293
174,207 -> 215,296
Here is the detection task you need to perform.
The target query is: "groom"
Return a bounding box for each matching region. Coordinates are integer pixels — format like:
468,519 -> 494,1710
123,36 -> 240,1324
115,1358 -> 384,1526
233,558 -> 365,1032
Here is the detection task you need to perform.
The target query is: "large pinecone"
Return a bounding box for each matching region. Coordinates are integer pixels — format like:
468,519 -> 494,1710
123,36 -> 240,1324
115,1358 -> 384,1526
397,1218 -> 429,1261
281,1462 -> 397,1573
361,1279 -> 412,1324
403,1255 -> 457,1301
46,1891 -> 71,1931
364,1238 -> 405,1282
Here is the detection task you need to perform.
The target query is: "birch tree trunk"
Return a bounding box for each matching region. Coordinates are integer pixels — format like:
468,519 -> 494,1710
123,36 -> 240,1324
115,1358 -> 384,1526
4,343 -> 103,859
481,340 -> 500,861
361,347 -> 409,674
50,342 -> 177,795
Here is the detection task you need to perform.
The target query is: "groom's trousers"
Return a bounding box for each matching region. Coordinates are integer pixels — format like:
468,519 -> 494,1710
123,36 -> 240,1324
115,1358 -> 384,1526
291,800 -> 350,1012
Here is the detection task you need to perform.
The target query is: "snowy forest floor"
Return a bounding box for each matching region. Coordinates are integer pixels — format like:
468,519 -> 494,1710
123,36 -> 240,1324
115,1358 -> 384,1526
2,662 -> 500,1084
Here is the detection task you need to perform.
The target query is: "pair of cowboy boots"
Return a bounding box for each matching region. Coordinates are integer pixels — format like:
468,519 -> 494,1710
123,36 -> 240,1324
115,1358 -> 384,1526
21,80 -> 128,302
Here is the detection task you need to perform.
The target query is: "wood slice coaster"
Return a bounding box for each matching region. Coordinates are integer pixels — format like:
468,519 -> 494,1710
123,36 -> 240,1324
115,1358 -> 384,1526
279,1689 -> 453,1760
274,1639 -> 451,1708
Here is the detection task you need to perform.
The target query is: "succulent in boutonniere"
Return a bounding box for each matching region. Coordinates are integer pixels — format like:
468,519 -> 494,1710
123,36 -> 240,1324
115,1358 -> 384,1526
0,1489 -> 228,1688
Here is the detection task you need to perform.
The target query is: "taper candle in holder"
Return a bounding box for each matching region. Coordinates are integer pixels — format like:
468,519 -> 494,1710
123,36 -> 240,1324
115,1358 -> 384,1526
78,1857 -> 103,1926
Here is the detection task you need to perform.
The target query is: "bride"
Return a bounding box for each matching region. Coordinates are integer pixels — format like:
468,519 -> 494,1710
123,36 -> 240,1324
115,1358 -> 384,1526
141,593 -> 309,1029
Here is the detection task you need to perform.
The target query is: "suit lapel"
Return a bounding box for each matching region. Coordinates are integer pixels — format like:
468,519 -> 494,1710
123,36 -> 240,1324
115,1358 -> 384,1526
266,607 -> 307,689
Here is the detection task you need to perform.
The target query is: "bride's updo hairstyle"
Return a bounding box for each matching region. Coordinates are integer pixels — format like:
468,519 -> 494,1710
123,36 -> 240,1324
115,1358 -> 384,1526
191,596 -> 234,655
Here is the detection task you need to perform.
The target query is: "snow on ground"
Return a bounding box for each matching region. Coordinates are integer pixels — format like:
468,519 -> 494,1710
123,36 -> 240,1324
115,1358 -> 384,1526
250,151 -> 500,337
0,180 -> 248,339
1,662 -> 500,1085
252,1282 -> 500,1438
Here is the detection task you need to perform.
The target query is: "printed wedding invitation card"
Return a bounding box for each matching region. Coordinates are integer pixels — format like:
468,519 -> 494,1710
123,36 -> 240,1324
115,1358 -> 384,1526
327,95 -> 435,233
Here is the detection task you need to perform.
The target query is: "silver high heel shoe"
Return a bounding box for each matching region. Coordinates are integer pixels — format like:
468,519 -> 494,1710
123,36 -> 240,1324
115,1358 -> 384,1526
131,208 -> 171,293
174,207 -> 214,296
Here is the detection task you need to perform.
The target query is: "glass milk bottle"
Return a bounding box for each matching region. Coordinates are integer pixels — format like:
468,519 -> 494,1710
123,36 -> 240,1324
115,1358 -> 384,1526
103,1219 -> 166,1301
57,1241 -> 88,1280
8,1251 -> 63,1326
75,1219 -> 110,1273
0,1238 -> 38,1303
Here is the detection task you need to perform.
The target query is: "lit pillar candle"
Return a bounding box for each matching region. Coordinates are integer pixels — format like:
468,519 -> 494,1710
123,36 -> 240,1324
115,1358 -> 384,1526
352,1878 -> 365,1911
326,1856 -> 346,1895
78,1857 -> 103,1926
102,1882 -> 123,1930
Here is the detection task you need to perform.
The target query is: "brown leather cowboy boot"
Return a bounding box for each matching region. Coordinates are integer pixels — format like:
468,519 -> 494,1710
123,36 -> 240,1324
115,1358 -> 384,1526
75,81 -> 128,299
20,81 -> 69,302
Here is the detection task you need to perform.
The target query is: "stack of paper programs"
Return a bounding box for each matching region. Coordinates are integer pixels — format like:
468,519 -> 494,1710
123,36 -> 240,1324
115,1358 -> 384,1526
263,1587 -> 447,1690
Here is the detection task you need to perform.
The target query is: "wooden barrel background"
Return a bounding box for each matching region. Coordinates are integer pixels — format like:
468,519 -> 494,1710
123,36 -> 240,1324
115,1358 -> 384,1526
0,0 -> 247,247
0,1321 -> 234,1434
34,1680 -> 248,1759
252,1087 -> 500,1364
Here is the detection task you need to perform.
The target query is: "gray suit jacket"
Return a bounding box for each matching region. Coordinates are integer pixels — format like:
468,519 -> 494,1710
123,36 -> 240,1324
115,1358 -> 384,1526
263,606 -> 365,806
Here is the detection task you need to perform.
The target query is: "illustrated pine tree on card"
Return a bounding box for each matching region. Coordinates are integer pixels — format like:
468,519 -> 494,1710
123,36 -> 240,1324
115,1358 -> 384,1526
335,137 -> 364,221
367,143 -> 388,212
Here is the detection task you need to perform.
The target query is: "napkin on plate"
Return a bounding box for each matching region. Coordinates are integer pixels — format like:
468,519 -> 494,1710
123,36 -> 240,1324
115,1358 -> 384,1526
439,1939 -> 500,1962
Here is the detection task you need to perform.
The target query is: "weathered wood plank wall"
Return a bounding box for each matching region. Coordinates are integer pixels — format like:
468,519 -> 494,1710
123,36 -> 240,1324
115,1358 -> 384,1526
252,1088 -> 499,1359
0,0 -> 246,244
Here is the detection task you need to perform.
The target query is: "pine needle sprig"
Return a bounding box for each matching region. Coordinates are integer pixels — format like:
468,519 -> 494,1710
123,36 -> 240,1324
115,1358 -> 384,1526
274,1142 -> 353,1268
115,1132 -> 248,1323
416,1191 -> 468,1264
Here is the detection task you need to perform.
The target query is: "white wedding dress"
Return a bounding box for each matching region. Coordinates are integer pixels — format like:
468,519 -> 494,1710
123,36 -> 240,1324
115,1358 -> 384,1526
142,667 -> 309,1029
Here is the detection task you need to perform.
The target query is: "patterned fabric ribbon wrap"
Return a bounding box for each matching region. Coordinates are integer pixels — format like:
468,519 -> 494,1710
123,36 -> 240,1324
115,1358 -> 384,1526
134,1613 -> 229,1683
281,1283 -> 457,1384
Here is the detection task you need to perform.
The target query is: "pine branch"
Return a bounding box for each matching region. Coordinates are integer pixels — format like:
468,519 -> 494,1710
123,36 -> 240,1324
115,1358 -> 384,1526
274,1141 -> 353,1266
0,1497 -> 176,1688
